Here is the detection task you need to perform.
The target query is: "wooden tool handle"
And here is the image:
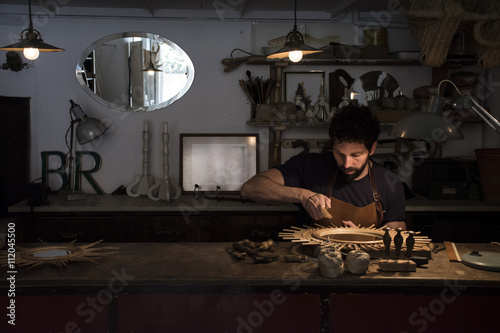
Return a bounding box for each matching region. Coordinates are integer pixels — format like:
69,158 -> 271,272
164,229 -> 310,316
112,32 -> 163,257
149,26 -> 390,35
321,207 -> 332,219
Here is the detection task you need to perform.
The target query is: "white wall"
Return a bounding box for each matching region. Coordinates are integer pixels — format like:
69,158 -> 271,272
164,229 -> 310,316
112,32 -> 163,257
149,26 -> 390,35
0,7 -> 494,194
1,14 -> 255,193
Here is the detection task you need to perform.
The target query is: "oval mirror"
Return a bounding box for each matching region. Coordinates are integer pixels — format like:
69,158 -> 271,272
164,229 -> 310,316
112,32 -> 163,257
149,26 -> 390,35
76,32 -> 195,112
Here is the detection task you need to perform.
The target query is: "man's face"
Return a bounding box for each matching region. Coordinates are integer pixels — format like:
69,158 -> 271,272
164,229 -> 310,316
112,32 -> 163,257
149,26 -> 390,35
332,140 -> 377,182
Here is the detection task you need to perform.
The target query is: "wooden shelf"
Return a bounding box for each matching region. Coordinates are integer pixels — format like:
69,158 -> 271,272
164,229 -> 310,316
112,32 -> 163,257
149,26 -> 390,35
245,57 -> 479,67
243,57 -> 483,167
247,120 -> 329,127
247,110 -> 484,127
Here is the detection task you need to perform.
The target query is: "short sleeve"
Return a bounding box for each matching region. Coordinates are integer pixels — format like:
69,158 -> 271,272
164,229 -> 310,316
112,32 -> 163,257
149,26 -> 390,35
274,153 -> 332,195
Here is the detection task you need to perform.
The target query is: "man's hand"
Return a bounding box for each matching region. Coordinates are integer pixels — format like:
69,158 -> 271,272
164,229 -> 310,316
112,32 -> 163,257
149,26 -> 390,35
385,221 -> 407,230
342,221 -> 358,228
303,193 -> 331,221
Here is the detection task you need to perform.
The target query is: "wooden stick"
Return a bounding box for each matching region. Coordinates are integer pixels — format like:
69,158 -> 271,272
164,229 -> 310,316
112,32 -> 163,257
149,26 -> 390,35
444,241 -> 462,262
239,80 -> 256,104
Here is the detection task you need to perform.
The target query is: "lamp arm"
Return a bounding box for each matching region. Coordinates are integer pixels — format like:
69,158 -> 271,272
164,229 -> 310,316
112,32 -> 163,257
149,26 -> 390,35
471,103 -> 500,133
453,93 -> 500,133
66,120 -> 75,192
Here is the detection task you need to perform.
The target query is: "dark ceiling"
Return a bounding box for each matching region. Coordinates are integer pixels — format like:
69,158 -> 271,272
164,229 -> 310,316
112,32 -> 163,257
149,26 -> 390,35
0,0 -> 411,20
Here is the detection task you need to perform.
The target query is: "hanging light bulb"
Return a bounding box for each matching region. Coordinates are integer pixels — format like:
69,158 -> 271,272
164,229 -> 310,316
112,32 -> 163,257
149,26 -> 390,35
288,50 -> 303,62
23,47 -> 39,60
0,0 -> 64,60
266,0 -> 322,62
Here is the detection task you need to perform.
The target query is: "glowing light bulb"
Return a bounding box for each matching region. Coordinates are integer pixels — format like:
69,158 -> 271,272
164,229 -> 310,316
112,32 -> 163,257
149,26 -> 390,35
288,50 -> 303,62
147,70 -> 155,76
23,47 -> 39,60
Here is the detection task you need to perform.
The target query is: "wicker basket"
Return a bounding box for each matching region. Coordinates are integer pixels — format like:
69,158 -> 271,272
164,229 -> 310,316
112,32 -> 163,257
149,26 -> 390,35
407,0 -> 465,67
462,0 -> 500,68
407,0 -> 500,69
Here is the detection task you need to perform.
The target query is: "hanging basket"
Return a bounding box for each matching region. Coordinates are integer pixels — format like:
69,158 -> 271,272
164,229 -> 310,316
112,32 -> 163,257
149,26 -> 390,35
462,0 -> 500,69
473,20 -> 500,68
406,0 -> 465,67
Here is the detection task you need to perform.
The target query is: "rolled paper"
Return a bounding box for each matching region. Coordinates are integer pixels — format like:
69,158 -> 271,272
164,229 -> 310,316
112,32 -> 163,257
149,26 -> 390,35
345,250 -> 371,275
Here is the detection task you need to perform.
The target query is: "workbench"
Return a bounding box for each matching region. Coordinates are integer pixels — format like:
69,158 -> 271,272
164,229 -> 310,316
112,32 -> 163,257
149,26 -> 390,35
1,242 -> 499,333
8,194 -> 500,243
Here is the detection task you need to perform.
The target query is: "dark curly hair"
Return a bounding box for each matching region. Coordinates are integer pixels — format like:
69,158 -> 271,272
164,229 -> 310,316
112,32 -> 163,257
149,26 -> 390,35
328,104 -> 380,150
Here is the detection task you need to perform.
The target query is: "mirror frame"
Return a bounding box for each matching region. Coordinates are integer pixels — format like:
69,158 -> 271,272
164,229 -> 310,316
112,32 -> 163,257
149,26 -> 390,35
76,32 -> 195,112
280,225 -> 431,254
0,240 -> 119,268
21,245 -> 82,261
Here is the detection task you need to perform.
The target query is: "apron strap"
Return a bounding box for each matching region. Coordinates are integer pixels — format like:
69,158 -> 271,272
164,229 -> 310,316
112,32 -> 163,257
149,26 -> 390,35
326,162 -> 337,197
368,164 -> 386,214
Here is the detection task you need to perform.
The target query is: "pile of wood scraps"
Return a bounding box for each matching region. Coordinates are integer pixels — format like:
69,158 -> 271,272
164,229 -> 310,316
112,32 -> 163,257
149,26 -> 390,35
227,239 -> 308,264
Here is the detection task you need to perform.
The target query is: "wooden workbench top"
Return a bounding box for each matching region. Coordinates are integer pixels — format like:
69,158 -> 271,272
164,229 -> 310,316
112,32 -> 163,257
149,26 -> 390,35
8,195 -> 299,213
3,242 -> 500,295
9,194 -> 500,214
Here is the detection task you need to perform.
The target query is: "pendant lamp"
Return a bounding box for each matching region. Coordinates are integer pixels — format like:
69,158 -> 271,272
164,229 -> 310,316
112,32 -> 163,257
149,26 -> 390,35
141,49 -> 162,76
266,0 -> 322,62
0,0 -> 64,60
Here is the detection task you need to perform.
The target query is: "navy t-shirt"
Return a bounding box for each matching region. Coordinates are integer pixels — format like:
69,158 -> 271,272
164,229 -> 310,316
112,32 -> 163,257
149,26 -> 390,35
275,152 -> 406,225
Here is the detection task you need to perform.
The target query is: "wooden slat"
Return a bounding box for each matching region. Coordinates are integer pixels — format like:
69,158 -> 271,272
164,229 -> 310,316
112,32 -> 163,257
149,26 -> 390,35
444,241 -> 462,262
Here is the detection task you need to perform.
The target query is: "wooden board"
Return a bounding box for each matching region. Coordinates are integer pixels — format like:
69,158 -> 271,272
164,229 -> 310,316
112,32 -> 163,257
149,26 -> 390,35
444,241 -> 462,262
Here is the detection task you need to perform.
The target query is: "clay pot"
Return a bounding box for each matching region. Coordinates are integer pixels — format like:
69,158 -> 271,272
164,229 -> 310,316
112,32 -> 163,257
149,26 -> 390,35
255,104 -> 275,122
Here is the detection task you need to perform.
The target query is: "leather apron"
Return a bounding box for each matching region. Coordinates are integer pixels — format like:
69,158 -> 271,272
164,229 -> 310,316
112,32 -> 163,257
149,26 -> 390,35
314,163 -> 385,227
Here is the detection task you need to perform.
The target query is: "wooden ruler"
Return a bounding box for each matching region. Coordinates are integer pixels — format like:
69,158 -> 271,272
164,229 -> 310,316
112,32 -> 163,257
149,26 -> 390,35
444,241 -> 462,262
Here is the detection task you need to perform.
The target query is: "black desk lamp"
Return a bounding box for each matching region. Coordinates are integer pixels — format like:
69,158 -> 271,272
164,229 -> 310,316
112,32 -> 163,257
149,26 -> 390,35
58,100 -> 107,200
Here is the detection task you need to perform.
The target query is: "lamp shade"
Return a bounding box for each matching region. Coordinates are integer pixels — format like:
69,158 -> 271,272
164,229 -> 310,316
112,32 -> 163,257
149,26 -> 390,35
266,0 -> 322,62
0,0 -> 64,60
389,112 -> 464,142
75,118 -> 108,145
0,36 -> 64,53
266,31 -> 323,60
141,62 -> 162,76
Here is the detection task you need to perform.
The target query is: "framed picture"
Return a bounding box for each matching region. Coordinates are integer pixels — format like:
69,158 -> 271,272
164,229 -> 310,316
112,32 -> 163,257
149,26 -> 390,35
180,134 -> 259,193
283,70 -> 325,107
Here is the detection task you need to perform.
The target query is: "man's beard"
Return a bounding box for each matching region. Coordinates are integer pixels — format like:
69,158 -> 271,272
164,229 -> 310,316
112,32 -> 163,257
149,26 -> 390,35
340,158 -> 369,183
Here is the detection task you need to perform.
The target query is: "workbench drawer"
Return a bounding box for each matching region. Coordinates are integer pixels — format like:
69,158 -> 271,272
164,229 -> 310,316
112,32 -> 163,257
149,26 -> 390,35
329,294 -> 499,333
122,215 -> 212,242
16,216 -> 117,242
0,295 -> 108,332
117,294 -> 321,332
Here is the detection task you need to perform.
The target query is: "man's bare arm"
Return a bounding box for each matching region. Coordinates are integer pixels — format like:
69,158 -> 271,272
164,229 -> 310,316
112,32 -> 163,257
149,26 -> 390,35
241,168 -> 330,220
241,169 -> 306,203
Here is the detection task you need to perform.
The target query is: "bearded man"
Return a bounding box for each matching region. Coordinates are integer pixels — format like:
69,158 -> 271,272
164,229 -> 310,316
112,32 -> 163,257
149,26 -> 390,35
241,104 -> 406,230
